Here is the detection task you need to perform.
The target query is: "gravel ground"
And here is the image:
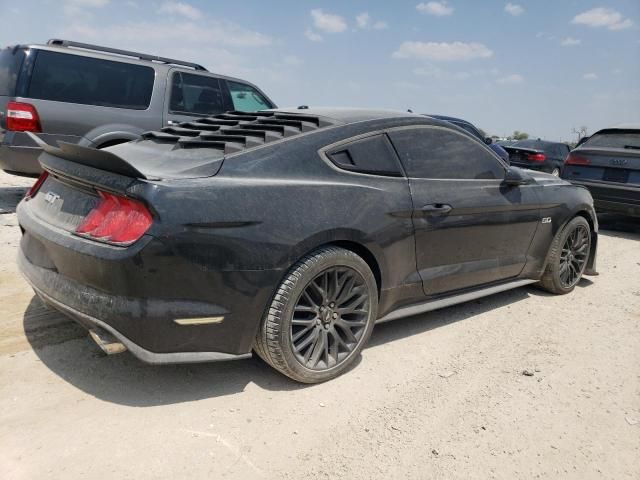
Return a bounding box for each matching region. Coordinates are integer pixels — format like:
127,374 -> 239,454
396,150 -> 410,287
0,170 -> 639,480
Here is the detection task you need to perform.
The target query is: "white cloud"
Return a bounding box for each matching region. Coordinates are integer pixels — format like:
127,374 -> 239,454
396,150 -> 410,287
311,9 -> 347,33
158,2 -> 202,21
496,74 -> 524,84
413,65 -> 445,78
393,41 -> 493,61
583,73 -> 598,80
572,8 -> 633,31
356,12 -> 370,29
561,37 -> 581,46
536,31 -> 556,41
304,28 -> 323,42
416,2 -> 453,17
355,12 -> 389,30
504,3 -> 524,17
63,0 -> 109,16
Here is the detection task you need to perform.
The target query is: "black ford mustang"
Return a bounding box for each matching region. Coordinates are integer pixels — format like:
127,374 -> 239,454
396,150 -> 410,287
18,108 -> 598,383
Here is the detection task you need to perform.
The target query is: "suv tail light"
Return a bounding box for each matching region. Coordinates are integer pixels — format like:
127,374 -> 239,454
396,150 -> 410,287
6,102 -> 42,132
24,171 -> 49,199
75,191 -> 152,245
564,153 -> 591,166
526,153 -> 546,162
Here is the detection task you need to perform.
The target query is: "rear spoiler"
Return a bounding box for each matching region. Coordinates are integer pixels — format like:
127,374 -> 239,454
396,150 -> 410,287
501,145 -> 544,155
27,133 -> 147,179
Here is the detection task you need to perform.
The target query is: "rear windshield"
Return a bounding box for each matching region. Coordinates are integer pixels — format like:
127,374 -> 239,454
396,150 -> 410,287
27,50 -> 154,109
584,131 -> 640,150
0,47 -> 25,96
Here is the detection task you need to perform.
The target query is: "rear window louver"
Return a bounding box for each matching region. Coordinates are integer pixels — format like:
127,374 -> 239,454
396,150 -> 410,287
140,111 -> 337,154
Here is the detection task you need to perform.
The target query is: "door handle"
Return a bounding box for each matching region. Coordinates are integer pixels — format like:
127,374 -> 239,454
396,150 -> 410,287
421,203 -> 452,216
167,120 -> 179,126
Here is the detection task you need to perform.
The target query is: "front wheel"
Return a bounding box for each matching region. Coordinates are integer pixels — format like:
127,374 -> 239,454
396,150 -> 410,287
254,246 -> 378,383
538,216 -> 591,294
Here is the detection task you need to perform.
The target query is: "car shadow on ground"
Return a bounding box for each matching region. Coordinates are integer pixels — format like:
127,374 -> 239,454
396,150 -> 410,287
24,283 -> 536,407
0,186 -> 28,214
598,214 -> 640,239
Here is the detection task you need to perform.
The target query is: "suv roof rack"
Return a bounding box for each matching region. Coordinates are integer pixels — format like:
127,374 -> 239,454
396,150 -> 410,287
46,39 -> 208,71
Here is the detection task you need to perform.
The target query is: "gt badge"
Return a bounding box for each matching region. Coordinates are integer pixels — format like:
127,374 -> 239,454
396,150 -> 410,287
44,192 -> 61,205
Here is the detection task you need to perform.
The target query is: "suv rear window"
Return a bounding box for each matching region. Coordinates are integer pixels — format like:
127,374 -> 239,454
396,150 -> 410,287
27,50 -> 154,109
0,47 -> 25,96
169,72 -> 224,115
584,131 -> 640,150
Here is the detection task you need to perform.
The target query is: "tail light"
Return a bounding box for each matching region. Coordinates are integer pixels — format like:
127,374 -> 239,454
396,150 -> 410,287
565,153 -> 591,166
6,102 -> 42,132
24,171 -> 49,199
526,153 -> 546,162
75,191 -> 152,245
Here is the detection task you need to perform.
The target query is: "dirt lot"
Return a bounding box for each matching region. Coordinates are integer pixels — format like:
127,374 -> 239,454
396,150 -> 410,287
0,170 -> 638,480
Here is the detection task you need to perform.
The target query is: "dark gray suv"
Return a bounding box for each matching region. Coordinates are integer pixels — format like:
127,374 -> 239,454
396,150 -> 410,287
0,39 -> 276,176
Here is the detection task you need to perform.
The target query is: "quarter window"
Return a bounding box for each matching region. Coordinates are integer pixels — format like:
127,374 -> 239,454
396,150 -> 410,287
27,50 -> 154,109
169,72 -> 224,116
388,127 -> 505,180
227,80 -> 271,111
327,134 -> 403,176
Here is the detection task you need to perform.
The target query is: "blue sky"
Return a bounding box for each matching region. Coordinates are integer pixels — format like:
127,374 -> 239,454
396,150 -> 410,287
1,0 -> 639,141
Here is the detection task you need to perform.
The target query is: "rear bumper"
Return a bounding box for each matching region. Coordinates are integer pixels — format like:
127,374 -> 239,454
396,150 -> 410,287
0,143 -> 42,175
570,180 -> 640,217
0,131 -> 82,175
17,200 -> 283,359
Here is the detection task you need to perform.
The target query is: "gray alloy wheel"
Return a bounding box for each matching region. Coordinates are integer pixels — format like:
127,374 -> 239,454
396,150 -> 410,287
254,246 -> 378,383
551,168 -> 560,176
538,216 -> 591,294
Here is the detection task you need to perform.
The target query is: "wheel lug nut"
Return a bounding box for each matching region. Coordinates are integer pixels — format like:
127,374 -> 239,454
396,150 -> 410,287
332,312 -> 338,319
330,302 -> 335,308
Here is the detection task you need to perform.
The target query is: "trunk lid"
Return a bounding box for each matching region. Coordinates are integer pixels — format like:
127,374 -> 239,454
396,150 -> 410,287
502,146 -> 544,165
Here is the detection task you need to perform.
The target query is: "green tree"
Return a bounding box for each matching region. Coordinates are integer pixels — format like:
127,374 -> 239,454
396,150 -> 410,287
512,130 -> 529,140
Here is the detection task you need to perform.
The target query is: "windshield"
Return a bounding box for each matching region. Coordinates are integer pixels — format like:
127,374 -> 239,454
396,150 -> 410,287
584,131 -> 640,150
0,47 -> 25,96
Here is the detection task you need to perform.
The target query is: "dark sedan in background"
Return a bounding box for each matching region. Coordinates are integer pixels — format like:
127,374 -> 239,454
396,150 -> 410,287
17,108 -> 597,383
562,124 -> 640,217
501,139 -> 570,176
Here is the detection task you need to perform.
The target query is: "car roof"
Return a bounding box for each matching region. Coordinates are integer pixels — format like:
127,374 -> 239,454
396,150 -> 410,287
425,114 -> 470,125
271,107 -> 424,125
597,123 -> 640,132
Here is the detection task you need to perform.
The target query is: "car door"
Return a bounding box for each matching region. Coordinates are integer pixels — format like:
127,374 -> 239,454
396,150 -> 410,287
387,125 -> 541,296
163,69 -> 227,127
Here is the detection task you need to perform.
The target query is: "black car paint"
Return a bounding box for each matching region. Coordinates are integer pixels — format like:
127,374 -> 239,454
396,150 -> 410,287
502,140 -> 570,174
17,110 -> 598,359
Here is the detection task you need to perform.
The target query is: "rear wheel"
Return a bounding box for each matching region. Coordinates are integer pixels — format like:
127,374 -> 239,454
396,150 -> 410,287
538,216 -> 591,294
254,246 -> 377,383
551,167 -> 560,176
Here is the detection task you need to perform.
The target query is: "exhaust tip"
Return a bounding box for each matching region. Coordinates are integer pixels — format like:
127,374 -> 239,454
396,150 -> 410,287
89,328 -> 127,355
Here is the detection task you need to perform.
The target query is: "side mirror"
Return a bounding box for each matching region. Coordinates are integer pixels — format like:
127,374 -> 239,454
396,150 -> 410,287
484,137 -> 493,145
503,167 -> 531,186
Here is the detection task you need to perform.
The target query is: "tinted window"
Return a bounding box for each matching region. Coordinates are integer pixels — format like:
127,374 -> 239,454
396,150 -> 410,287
227,80 -> 271,111
388,127 -> 505,180
27,50 -> 154,109
452,121 -> 483,141
0,48 -> 25,96
169,72 -> 224,116
584,132 -> 640,149
328,134 -> 402,176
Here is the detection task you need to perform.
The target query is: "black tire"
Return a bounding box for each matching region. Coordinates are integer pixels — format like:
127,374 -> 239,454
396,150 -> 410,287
538,216 -> 591,294
254,246 -> 378,383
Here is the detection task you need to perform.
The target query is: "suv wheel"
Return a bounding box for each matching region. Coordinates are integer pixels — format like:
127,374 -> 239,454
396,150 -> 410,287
254,246 -> 378,383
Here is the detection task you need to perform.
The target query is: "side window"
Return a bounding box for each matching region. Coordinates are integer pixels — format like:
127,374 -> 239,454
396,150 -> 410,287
388,127 -> 505,180
27,50 -> 154,109
169,72 -> 224,116
327,134 -> 402,176
227,80 -> 271,111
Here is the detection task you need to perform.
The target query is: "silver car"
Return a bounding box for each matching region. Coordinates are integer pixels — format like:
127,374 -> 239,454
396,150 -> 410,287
0,39 -> 276,176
